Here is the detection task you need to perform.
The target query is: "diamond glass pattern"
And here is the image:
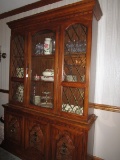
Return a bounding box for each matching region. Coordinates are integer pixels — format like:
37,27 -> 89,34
11,35 -> 24,78
64,23 -> 87,82
62,87 -> 84,115
11,82 -> 24,102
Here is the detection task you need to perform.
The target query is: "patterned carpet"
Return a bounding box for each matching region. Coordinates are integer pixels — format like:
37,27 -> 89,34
0,147 -> 21,160
0,121 -> 4,144
0,121 -> 21,160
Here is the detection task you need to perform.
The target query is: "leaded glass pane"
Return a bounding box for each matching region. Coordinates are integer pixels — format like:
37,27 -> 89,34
11,82 -> 24,103
64,23 -> 87,83
62,87 -> 84,115
11,35 -> 24,78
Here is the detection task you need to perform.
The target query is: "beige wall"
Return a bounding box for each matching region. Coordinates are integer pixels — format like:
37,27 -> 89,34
89,0 -> 120,159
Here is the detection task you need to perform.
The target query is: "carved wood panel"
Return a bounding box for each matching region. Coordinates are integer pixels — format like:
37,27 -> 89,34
56,131 -> 75,160
29,124 -> 44,152
5,112 -> 23,145
51,125 -> 88,160
25,118 -> 49,160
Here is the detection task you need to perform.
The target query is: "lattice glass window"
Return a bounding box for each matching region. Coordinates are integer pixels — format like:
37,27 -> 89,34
10,82 -> 24,103
65,23 -> 87,54
62,87 -> 84,115
11,35 -> 25,78
64,23 -> 87,83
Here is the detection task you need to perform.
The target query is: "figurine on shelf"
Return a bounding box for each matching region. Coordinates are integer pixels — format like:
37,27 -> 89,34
35,43 -> 44,55
34,74 -> 40,81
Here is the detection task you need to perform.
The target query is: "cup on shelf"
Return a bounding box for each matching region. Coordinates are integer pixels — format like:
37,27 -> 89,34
33,96 -> 41,105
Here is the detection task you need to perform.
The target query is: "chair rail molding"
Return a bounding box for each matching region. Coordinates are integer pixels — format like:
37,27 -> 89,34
0,89 -> 9,94
89,102 -> 120,113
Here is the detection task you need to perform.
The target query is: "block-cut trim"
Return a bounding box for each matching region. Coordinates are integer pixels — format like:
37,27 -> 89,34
0,0 -> 63,19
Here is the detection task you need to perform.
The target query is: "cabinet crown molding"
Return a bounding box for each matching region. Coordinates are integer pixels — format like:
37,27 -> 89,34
7,0 -> 102,30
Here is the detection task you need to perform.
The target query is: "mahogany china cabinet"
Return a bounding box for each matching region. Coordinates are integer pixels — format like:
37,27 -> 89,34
2,0 -> 102,159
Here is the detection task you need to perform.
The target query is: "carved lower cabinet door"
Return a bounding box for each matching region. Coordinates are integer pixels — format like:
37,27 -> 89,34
25,118 -> 49,160
5,112 -> 23,146
51,125 -> 88,160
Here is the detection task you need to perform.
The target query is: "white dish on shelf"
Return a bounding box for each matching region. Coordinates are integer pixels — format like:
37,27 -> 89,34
62,104 -> 83,115
42,69 -> 54,77
16,68 -> 24,78
42,71 -> 54,77
41,76 -> 54,81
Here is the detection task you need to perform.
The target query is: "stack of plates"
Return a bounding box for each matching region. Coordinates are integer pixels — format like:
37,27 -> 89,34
41,69 -> 54,81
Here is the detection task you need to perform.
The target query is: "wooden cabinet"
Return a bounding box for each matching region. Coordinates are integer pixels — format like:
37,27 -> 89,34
3,0 -> 102,159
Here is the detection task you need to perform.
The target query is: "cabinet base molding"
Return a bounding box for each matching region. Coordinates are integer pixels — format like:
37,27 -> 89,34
0,0 -> 63,19
87,154 -> 104,160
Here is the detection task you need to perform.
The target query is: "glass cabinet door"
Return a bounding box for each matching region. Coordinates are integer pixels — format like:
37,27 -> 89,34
10,34 -> 25,103
62,23 -> 88,116
30,30 -> 56,109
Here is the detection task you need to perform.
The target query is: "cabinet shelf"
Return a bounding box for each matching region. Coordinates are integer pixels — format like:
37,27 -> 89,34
12,56 -> 24,58
64,52 -> 86,57
61,81 -> 86,88
32,80 -> 54,83
11,77 -> 24,82
32,54 -> 55,58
